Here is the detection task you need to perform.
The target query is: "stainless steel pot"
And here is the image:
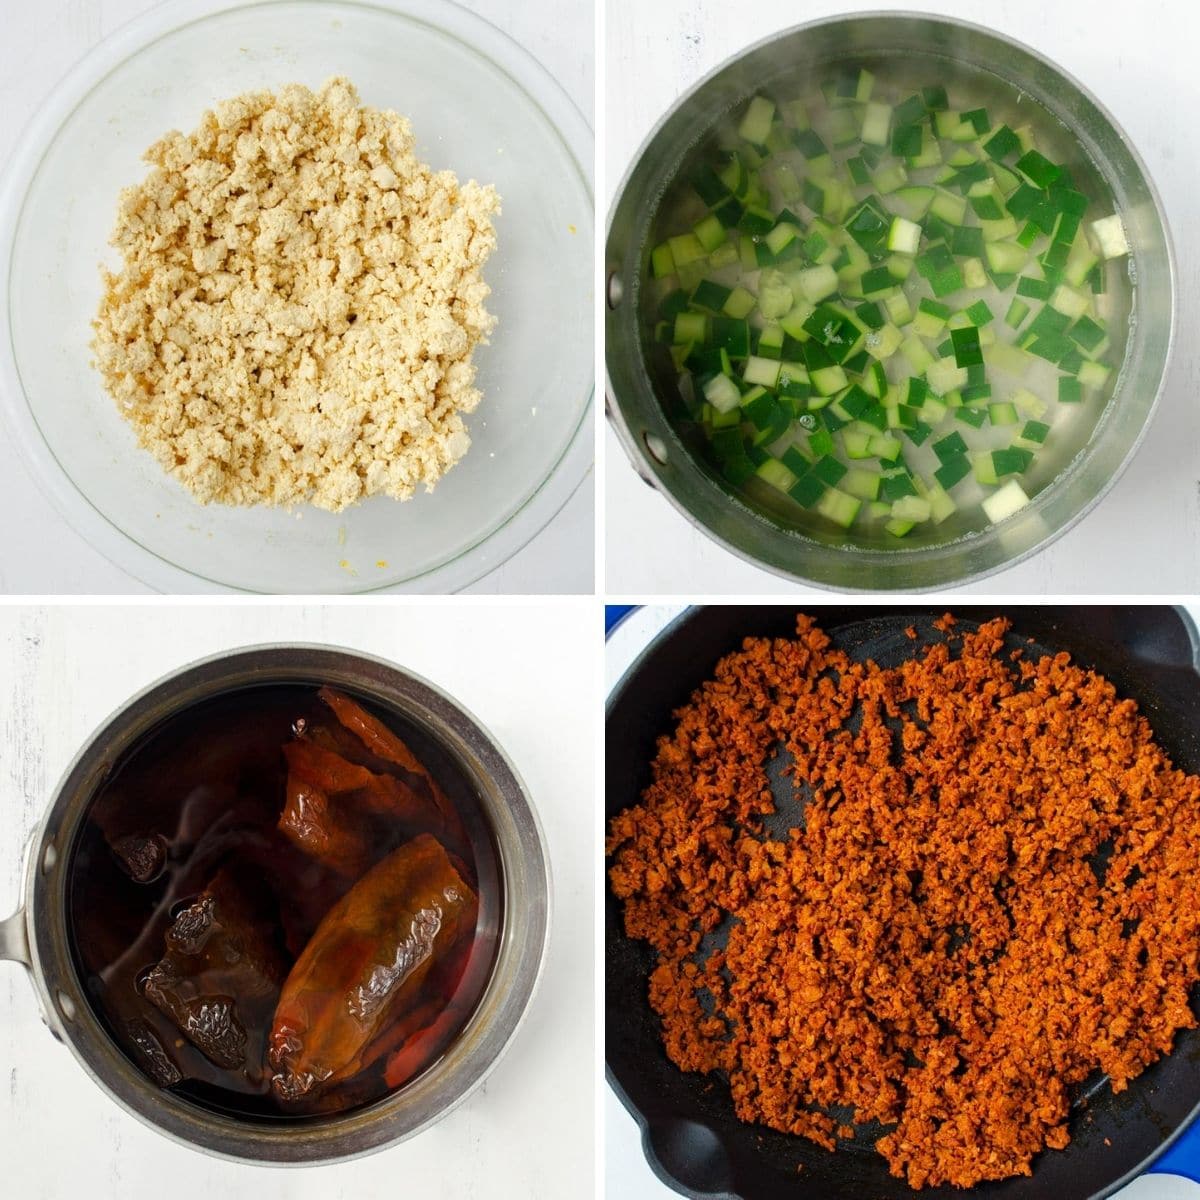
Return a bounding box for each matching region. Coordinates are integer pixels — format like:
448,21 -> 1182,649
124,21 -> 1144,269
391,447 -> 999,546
0,645 -> 550,1164
606,13 -> 1175,591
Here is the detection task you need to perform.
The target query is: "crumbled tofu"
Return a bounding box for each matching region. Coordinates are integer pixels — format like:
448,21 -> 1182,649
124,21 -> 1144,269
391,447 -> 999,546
92,77 -> 500,512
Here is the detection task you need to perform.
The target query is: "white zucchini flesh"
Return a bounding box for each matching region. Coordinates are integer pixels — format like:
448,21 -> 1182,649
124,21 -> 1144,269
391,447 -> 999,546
1090,214 -> 1129,259
982,479 -> 1031,523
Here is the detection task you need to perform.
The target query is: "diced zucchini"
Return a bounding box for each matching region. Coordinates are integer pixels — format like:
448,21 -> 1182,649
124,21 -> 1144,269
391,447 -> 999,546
743,355 -> 782,388
979,215 -> 1019,243
889,186 -> 935,220
1016,419 -> 1050,449
884,291 -> 914,326
887,216 -> 922,255
693,214 -> 726,254
972,451 -> 999,485
861,101 -> 892,146
873,163 -> 909,194
703,373 -> 742,414
911,127 -> 944,167
710,243 -> 739,269
810,364 -> 849,395
1005,298 -> 1030,329
934,454 -> 971,490
668,233 -> 706,267
900,335 -> 935,374
738,96 -> 776,145
913,298 -> 950,339
651,243 -> 675,278
779,303 -> 815,340
984,240 -> 1027,274
965,299 -> 994,327
1012,387 -> 1046,419
933,110 -> 966,139
866,322 -> 904,360
891,495 -> 932,523
950,326 -> 983,368
1090,214 -> 1129,259
1050,285 -> 1090,320
655,72 -> 1123,537
986,342 -> 1032,375
862,360 -> 889,400
930,189 -> 968,224
674,312 -> 707,344
842,427 -> 874,459
763,222 -> 798,258
860,265 -> 895,296
756,456 -> 797,491
982,479 -> 1031,523
797,264 -> 839,303
723,286 -> 757,319
841,469 -> 881,501
817,487 -> 863,526
1064,238 -> 1100,287
1078,360 -> 1111,389
927,356 -> 969,395
851,68 -> 876,102
962,257 -> 987,289
926,481 -> 957,523
869,433 -> 903,461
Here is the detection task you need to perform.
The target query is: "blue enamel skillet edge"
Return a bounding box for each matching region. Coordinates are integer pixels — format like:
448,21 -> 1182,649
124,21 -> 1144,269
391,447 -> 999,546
605,605 -> 1200,1199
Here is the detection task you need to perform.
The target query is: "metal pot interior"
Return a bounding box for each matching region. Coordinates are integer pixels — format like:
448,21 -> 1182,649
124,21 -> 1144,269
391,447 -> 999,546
21,645 -> 549,1164
605,15 -> 1174,590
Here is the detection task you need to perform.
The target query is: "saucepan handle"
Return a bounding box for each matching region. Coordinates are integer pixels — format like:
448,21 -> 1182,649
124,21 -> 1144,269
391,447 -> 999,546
0,906 -> 31,967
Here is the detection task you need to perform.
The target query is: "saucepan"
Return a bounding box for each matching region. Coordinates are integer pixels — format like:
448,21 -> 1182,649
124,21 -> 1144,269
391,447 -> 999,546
606,606 -> 1200,1197
605,15 -> 1175,590
0,644 -> 550,1164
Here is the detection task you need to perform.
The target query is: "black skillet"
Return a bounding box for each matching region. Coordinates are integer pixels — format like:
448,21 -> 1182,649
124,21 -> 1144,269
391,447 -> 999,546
606,605 -> 1200,1200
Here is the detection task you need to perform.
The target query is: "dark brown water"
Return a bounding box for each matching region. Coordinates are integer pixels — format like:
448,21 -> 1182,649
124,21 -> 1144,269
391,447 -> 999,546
67,683 -> 501,1120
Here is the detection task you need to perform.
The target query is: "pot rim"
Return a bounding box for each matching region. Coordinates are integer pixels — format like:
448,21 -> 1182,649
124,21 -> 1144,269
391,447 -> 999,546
12,641 -> 552,1166
604,9 -> 1177,593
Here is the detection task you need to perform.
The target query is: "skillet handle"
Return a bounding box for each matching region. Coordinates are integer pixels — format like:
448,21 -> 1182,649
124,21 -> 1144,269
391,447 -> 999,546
0,905 -> 31,967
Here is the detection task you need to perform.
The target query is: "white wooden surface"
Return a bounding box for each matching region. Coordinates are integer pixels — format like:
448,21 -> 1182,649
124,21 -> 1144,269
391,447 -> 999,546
604,604 -> 1200,1200
0,601 -> 596,1199
0,0 -> 595,595
604,0 -> 1200,596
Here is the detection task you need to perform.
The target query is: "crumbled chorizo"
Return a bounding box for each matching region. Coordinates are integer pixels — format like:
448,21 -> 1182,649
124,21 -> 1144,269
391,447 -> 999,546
607,614 -> 1200,1188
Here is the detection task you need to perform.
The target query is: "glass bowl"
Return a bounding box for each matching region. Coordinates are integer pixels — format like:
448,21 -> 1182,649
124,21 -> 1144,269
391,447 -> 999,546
0,0 -> 593,593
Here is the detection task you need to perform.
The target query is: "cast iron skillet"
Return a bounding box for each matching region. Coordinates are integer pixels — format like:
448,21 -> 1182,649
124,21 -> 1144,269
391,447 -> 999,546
606,606 -> 1200,1200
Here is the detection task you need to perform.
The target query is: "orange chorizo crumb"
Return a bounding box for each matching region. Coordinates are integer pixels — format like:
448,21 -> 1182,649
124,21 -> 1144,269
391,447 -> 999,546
607,614 -> 1200,1190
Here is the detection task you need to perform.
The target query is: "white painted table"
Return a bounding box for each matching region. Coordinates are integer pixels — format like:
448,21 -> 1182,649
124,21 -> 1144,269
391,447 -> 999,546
604,0 -> 1200,596
605,604 -> 1200,1199
0,601 -> 595,1198
0,0 -> 594,595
